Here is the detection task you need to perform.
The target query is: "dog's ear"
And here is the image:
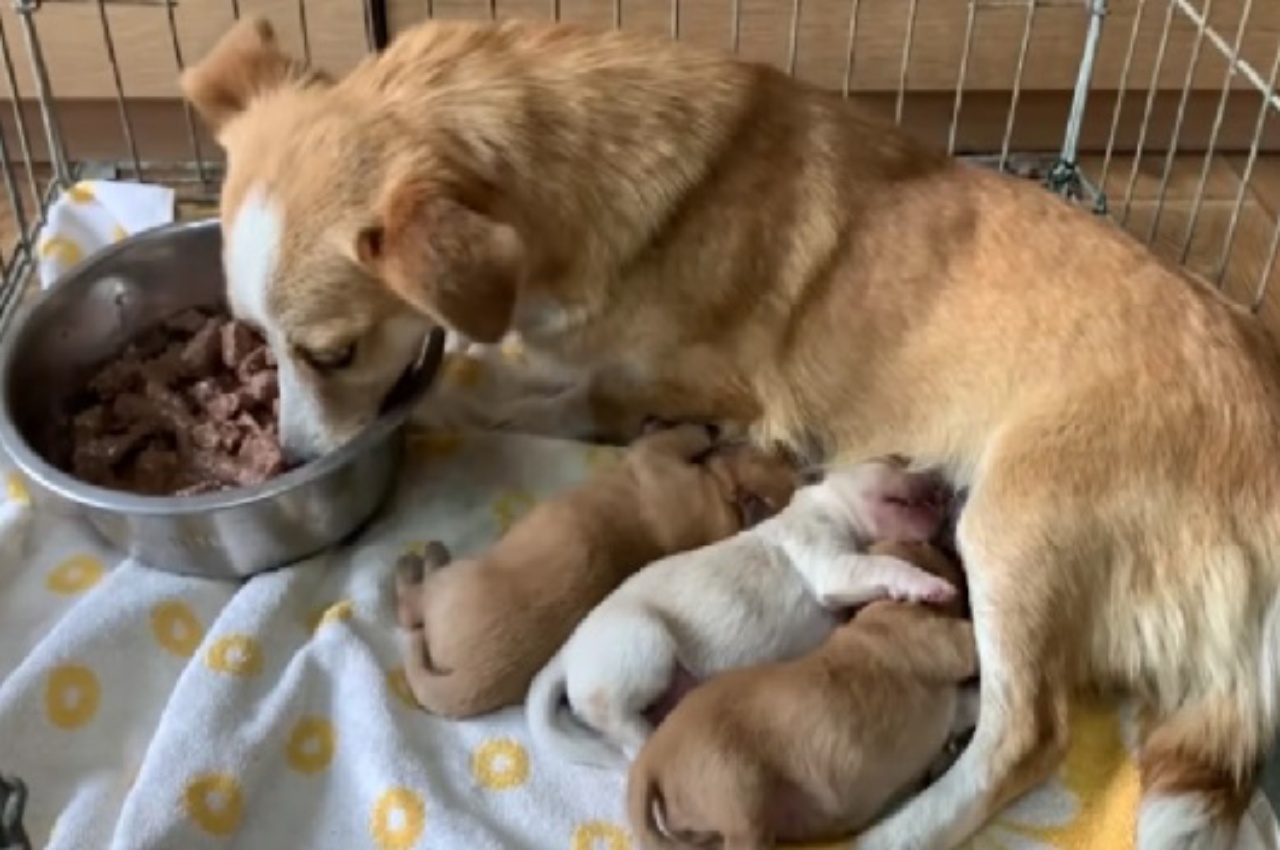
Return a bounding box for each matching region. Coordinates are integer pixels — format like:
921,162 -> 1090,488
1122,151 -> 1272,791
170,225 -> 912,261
356,177 -> 522,344
180,16 -> 325,136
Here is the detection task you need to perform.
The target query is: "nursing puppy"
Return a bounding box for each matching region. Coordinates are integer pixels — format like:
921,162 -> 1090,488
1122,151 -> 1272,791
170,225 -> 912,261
392,423 -> 800,718
184,18 -> 1280,846
525,459 -> 955,768
626,540 -> 978,850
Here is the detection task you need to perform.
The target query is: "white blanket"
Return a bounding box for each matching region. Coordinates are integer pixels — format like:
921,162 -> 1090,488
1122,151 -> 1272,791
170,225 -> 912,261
2,429 -> 1278,850
4,180 -> 1275,850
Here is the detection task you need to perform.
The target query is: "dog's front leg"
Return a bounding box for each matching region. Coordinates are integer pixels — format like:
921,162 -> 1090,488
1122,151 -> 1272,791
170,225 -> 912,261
808,553 -> 958,609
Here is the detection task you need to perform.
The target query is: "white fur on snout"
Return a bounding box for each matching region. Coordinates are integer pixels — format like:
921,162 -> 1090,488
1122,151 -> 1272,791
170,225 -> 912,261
279,314 -> 431,459
275,356 -> 330,460
226,184 -> 326,456
225,184 -> 279,328
226,188 -> 331,458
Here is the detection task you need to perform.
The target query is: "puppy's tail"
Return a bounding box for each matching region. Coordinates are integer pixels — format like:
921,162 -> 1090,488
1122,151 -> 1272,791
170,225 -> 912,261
526,654 -> 629,770
627,763 -> 685,850
1135,594 -> 1280,850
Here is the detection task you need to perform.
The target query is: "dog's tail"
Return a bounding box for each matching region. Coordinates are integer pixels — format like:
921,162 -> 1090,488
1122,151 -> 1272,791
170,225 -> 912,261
526,653 -> 629,770
627,762 -> 687,850
1136,593 -> 1280,850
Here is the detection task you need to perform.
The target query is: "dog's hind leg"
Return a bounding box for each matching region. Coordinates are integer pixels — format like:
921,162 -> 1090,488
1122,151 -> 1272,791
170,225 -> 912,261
855,459 -> 1073,850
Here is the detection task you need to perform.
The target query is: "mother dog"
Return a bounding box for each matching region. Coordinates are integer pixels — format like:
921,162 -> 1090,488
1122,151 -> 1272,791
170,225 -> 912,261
181,18 -> 1280,848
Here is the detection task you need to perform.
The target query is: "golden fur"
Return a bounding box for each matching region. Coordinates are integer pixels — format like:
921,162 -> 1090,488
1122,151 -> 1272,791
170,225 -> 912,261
182,18 -> 1280,846
626,541 -> 974,849
392,424 -> 800,718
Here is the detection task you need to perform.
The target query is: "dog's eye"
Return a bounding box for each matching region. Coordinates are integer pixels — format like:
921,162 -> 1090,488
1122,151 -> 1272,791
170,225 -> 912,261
297,342 -> 357,373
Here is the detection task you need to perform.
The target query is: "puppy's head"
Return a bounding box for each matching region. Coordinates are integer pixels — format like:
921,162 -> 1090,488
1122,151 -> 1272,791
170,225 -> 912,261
182,17 -> 524,461
704,443 -> 803,529
866,540 -> 969,618
821,458 -> 951,543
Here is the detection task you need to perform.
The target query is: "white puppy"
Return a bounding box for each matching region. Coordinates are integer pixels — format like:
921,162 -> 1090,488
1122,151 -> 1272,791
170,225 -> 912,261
525,458 -> 958,769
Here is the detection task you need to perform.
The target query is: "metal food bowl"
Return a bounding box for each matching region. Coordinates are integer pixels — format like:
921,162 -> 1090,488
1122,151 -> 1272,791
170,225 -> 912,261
0,219 -> 444,580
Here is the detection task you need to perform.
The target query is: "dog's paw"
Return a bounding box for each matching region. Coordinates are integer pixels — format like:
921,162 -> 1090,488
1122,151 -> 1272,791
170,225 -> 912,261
895,577 -> 957,606
640,416 -> 720,441
393,543 -> 450,630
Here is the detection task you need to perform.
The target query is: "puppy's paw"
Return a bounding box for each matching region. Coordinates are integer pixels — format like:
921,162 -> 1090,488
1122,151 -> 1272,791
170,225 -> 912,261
641,416 -> 720,441
894,576 -> 957,606
393,543 -> 449,630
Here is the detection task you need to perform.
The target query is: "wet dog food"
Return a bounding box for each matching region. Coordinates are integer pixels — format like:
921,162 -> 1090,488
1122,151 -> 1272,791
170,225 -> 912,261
64,307 -> 288,496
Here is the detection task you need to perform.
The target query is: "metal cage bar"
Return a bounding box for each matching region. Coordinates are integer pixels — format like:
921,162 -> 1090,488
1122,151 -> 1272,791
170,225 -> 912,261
1,0 -> 1279,324
1165,0 -> 1280,305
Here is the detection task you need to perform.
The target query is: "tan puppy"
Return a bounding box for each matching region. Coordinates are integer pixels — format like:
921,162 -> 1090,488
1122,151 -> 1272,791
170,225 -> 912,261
182,18 -> 1280,847
391,423 -> 801,718
626,541 -> 977,849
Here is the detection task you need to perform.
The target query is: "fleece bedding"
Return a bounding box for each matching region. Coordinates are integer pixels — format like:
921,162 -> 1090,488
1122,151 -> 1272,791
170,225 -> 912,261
0,179 -> 1275,850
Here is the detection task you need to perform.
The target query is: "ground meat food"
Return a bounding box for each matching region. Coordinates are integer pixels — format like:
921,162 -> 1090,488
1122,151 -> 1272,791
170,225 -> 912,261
63,306 -> 289,496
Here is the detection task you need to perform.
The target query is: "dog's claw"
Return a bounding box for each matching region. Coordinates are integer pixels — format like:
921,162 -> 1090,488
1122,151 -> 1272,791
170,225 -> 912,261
395,553 -> 427,585
422,540 -> 452,569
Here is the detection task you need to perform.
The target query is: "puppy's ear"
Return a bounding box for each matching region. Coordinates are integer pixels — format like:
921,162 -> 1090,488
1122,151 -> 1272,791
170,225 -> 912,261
180,16 -> 324,136
357,177 -> 522,344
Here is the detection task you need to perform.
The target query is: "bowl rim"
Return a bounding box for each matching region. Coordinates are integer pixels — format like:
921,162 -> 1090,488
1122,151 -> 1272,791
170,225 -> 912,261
0,218 -> 441,516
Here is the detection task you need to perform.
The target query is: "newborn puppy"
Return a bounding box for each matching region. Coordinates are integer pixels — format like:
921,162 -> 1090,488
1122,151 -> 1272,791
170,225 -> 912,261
525,459 -> 955,769
627,540 -> 978,850
393,423 -> 801,718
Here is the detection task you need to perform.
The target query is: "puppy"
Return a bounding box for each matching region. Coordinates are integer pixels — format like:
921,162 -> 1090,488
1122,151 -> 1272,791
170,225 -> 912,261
626,540 -> 979,850
392,423 -> 800,718
185,19 -> 1280,846
525,459 -> 956,769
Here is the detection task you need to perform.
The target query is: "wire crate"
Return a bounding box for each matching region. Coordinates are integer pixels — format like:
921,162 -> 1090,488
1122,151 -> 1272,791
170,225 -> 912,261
0,0 -> 1277,332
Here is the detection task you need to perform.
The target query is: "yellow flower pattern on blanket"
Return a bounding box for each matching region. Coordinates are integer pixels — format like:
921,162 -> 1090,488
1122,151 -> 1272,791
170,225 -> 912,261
306,599 -> 355,634
5,470 -> 30,506
184,773 -> 244,837
370,786 -> 426,850
0,419 -> 1273,850
959,698 -> 1137,850
46,554 -> 105,595
385,667 -> 418,709
471,738 -> 530,791
287,716 -> 337,775
407,430 -> 465,460
45,664 -> 100,730
492,489 -> 536,533
205,634 -> 264,677
151,600 -> 204,658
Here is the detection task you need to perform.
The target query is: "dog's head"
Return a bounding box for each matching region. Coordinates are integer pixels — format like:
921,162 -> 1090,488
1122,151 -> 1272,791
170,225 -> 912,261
703,443 -> 804,529
820,458 -> 951,544
181,17 -> 524,461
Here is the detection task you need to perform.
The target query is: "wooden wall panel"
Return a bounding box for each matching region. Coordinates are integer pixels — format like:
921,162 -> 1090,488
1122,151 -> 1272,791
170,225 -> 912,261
0,0 -> 1273,159
387,0 -> 1280,94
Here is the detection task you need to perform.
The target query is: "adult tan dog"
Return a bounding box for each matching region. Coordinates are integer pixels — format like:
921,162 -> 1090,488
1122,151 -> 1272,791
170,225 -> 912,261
391,423 -> 800,719
181,17 -> 1280,848
626,540 -> 977,849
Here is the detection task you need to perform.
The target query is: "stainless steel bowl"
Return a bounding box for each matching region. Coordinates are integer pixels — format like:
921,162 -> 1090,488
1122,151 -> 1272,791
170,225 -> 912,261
0,219 -> 444,580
